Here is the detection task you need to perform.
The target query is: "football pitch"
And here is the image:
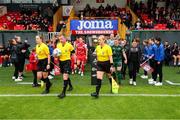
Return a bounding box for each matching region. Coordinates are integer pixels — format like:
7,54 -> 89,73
0,65 -> 180,119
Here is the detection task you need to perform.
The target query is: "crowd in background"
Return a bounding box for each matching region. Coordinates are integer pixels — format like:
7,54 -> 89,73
80,4 -> 133,28
132,0 -> 180,29
0,6 -> 53,31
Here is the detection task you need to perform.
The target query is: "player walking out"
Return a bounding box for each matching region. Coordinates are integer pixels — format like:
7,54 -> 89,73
35,35 -> 52,94
76,37 -> 88,76
111,38 -> 127,85
91,35 -> 114,98
57,35 -> 75,99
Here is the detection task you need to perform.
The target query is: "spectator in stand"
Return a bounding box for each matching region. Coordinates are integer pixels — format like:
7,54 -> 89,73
148,21 -> 154,29
171,42 -> 180,66
0,24 -> 8,30
126,10 -> 133,28
143,20 -> 149,28
43,6 -> 53,22
112,4 -> 117,11
167,19 -> 175,29
155,8 -> 159,22
147,0 -> 152,10
56,21 -> 66,32
105,4 -> 112,11
135,19 -> 142,30
41,19 -> 50,31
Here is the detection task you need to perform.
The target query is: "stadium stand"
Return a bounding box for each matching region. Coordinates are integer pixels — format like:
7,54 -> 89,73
0,8 -> 53,31
130,0 -> 180,30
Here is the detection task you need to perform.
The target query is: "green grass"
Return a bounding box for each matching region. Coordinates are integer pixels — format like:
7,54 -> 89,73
0,65 -> 180,119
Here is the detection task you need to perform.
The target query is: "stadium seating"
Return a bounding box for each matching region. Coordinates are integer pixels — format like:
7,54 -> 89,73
0,11 -> 52,31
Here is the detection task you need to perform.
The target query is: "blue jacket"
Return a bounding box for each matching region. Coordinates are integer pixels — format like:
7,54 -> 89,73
154,43 -> 164,62
143,46 -> 149,58
48,45 -> 54,56
148,43 -> 156,57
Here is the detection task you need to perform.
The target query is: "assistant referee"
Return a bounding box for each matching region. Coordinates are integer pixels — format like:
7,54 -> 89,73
91,35 -> 114,98
36,35 -> 52,94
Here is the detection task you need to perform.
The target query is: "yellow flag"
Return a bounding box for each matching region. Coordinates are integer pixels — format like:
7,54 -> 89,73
111,77 -> 119,94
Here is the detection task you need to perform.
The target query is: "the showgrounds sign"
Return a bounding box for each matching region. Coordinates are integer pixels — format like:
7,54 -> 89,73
70,19 -> 118,35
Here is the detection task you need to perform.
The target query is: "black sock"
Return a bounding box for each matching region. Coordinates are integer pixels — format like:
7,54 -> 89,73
112,72 -> 116,80
62,80 -> 68,94
41,78 -> 46,82
96,79 -> 102,95
68,78 -> 72,87
109,78 -> 112,85
44,78 -> 51,90
109,77 -> 112,92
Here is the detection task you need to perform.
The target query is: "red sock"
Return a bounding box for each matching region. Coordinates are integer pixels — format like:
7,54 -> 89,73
0,56 -> 2,64
81,63 -> 85,73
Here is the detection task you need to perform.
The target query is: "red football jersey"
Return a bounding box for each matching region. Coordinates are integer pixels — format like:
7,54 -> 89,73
76,42 -> 87,56
29,52 -> 37,70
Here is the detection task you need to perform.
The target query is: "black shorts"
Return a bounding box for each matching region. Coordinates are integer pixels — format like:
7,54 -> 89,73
37,58 -> 48,72
18,59 -> 25,72
97,60 -> 111,73
59,60 -> 71,74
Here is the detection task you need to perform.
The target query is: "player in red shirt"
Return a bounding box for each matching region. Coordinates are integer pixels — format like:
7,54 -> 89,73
71,53 -> 76,74
73,37 -> 80,49
75,37 -> 88,76
71,37 -> 79,74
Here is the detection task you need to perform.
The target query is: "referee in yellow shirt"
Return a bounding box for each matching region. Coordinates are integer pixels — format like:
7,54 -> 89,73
91,35 -> 114,98
35,35 -> 52,94
57,35 -> 75,99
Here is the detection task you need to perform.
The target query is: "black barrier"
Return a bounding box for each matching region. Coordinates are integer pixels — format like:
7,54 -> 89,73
89,47 -> 97,85
0,30 -> 38,48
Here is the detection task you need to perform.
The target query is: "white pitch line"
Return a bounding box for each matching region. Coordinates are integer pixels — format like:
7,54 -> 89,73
16,82 -> 41,85
0,94 -> 180,97
166,80 -> 180,85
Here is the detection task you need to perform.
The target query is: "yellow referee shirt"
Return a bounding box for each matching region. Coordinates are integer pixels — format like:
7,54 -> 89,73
36,43 -> 50,60
57,42 -> 74,61
96,44 -> 112,62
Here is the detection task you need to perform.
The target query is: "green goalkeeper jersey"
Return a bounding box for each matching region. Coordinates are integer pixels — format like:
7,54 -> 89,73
111,45 -> 124,63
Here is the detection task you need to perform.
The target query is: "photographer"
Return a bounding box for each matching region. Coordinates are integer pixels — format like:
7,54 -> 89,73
56,21 -> 66,32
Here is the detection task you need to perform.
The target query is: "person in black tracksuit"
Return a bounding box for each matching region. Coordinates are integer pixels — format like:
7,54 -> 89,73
121,40 -> 129,80
127,40 -> 141,86
15,37 -> 30,80
9,39 -> 20,80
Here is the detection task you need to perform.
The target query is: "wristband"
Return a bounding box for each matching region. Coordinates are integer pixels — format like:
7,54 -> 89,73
110,63 -> 113,66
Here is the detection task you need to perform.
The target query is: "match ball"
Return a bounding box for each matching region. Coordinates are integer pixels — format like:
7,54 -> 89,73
53,48 -> 61,57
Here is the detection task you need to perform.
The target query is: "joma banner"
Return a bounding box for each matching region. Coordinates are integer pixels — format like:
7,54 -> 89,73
70,19 -> 118,35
